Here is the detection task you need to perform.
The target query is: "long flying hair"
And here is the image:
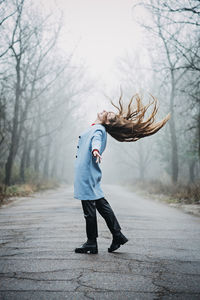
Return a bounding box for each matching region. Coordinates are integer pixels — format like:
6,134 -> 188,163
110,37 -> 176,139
101,91 -> 171,142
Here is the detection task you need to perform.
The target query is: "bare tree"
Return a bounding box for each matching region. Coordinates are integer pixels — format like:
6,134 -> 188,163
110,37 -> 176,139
1,0 -> 63,185
132,0 -> 200,183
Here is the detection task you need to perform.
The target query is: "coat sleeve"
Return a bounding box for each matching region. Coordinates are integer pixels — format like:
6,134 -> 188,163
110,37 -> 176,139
91,130 -> 103,153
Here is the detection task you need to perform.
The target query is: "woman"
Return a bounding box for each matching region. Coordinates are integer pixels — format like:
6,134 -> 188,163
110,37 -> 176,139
74,92 -> 170,254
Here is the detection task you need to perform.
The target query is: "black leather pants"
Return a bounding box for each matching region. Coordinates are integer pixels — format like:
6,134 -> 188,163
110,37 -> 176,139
81,197 -> 121,240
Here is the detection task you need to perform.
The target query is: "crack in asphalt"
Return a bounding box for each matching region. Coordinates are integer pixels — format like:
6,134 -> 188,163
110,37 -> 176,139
0,185 -> 200,298
151,262 -> 174,299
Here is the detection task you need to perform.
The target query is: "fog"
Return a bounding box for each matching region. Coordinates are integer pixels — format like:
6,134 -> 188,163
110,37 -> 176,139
0,0 -> 199,192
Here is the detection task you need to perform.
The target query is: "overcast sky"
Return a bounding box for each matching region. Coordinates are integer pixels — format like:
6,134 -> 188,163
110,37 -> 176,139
38,0 -> 150,123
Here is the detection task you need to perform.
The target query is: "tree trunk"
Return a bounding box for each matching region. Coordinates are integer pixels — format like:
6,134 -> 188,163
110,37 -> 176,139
50,143 -> 61,179
198,103 -> 200,161
34,117 -> 40,173
51,155 -> 58,179
43,140 -> 51,178
4,60 -> 21,186
189,159 -> 196,183
25,140 -> 32,169
169,72 -> 179,183
34,141 -> 40,173
19,132 -> 28,183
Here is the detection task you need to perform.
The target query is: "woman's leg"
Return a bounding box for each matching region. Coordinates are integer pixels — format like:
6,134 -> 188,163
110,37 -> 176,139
95,197 -> 121,236
81,200 -> 98,241
95,197 -> 128,252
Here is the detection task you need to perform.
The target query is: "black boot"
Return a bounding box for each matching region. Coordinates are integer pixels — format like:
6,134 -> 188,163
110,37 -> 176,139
75,239 -> 98,254
108,232 -> 128,253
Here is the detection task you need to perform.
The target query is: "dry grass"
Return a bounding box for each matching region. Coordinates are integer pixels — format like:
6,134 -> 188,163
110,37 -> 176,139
0,179 -> 60,205
132,179 -> 200,204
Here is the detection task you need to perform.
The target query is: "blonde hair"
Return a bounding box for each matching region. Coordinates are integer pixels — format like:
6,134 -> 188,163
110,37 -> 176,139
102,92 -> 171,142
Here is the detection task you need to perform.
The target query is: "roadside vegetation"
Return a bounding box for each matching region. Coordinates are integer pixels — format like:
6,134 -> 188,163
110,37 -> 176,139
131,179 -> 200,205
0,170 -> 60,206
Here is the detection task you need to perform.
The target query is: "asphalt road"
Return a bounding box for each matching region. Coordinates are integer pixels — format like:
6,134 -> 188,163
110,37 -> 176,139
0,184 -> 200,300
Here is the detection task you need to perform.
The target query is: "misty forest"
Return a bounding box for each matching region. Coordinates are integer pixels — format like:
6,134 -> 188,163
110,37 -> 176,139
0,0 -> 199,204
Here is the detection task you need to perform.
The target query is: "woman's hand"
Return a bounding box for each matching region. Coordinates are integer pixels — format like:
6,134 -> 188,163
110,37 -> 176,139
92,150 -> 102,163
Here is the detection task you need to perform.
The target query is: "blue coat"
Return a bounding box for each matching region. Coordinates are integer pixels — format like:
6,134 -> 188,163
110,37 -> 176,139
74,124 -> 107,200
